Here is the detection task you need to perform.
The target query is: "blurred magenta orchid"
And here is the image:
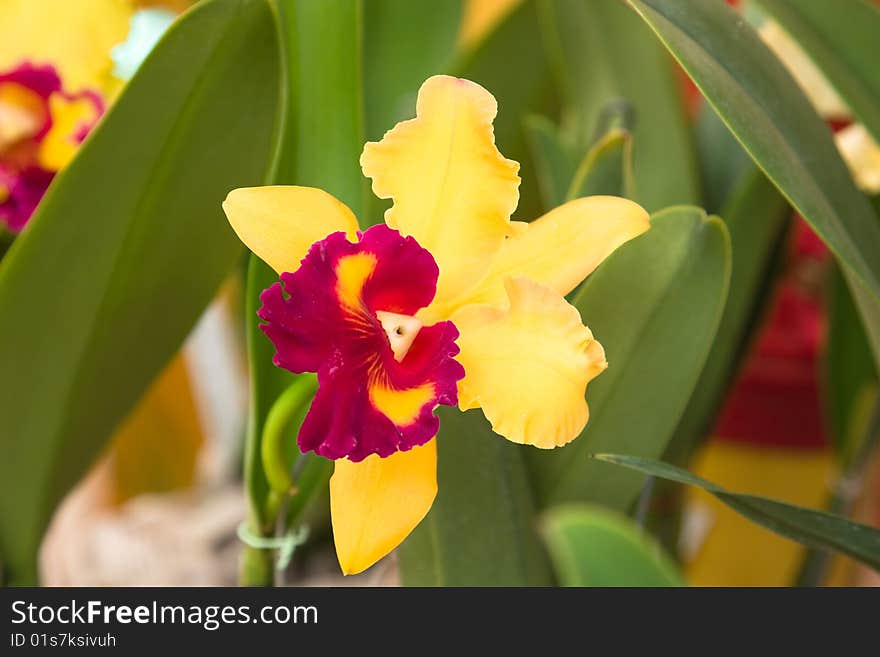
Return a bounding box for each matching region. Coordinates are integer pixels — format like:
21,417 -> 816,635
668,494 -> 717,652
223,75 -> 650,574
0,0 -> 136,232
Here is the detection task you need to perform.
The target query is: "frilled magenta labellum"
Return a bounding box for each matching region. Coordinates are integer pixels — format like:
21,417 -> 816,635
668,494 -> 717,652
223,75 -> 651,575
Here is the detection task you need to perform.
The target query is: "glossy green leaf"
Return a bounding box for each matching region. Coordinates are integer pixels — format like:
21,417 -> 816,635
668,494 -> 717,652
528,207 -> 731,511
399,408 -> 553,586
623,0 -> 880,301
0,0 -> 281,586
566,128 -> 635,200
695,103 -> 753,214
665,171 -> 789,466
536,0 -> 699,211
363,0 -> 463,142
541,505 -> 684,586
524,115 -> 575,209
754,0 -> 880,142
825,263 -> 880,464
594,454 -> 880,572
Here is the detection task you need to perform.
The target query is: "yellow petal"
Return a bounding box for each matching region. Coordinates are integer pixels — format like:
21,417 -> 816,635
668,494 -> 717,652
330,440 -> 437,575
836,123 -> 880,194
439,196 -> 649,315
37,94 -> 102,171
454,277 -> 607,448
222,186 -> 360,275
459,0 -> 522,48
758,20 -> 849,120
361,75 -> 520,312
0,0 -> 133,93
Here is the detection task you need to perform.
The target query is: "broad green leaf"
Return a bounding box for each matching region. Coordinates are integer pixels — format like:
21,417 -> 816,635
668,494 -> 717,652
623,0 -> 880,301
528,207 -> 731,511
399,408 -> 553,586
0,0 -> 281,586
594,454 -> 880,572
363,0 -> 463,142
536,0 -> 699,211
541,505 -> 684,586
825,263 -> 879,464
664,171 -> 789,466
695,103 -> 753,214
524,115 -> 576,209
453,0 -> 556,219
566,128 -> 635,200
754,0 -> 880,142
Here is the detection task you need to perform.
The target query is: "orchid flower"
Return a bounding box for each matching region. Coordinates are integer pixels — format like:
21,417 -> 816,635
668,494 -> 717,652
0,0 -> 136,232
223,75 -> 650,574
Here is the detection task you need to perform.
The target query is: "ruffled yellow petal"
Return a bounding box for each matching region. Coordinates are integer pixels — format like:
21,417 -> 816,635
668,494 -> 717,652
454,277 -> 607,448
222,186 -> 360,275
330,440 -> 437,575
37,94 -> 102,171
440,196 -> 649,315
0,0 -> 133,93
361,75 -> 520,312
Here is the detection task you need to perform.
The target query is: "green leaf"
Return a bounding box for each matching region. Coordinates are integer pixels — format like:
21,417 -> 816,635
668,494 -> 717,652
664,170 -> 789,466
593,454 -> 880,572
623,0 -> 880,301
825,263 -> 879,465
754,0 -> 880,143
399,408 -> 553,586
363,0 -> 463,142
536,0 -> 699,211
541,505 -> 684,586
566,127 -> 635,201
695,103 -> 753,214
0,0 -> 281,586
527,207 -> 731,511
524,115 -> 576,209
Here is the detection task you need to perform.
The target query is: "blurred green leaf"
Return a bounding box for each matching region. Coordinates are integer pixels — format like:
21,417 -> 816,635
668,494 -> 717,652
454,0 -> 556,219
399,408 -> 553,586
536,0 -> 699,211
594,454 -> 880,572
665,171 -> 789,466
528,207 -> 731,511
623,0 -> 880,301
0,0 -> 281,585
825,264 -> 879,464
541,505 -> 684,586
524,115 -> 575,209
363,0 -> 463,142
754,0 -> 880,142
566,128 -> 635,200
